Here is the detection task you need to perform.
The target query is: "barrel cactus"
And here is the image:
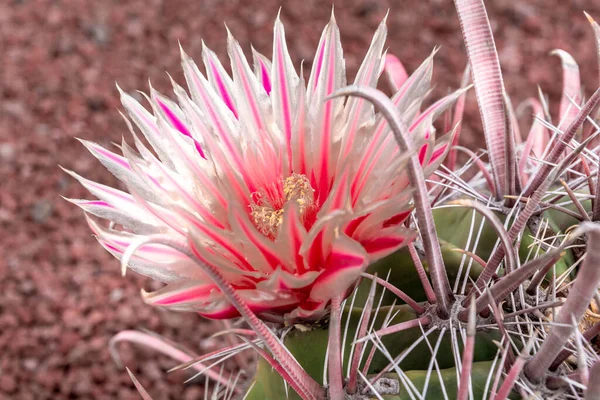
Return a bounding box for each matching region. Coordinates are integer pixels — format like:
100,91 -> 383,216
65,1 -> 600,399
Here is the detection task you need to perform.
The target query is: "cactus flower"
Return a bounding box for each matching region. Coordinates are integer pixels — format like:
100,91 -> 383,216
65,14 -> 453,323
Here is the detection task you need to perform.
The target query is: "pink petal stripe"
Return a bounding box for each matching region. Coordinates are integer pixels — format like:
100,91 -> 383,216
158,124 -> 228,211
203,43 -> 239,117
118,88 -> 174,169
350,52 -> 435,201
292,76 -> 308,175
309,235 -> 367,302
276,204 -> 308,274
255,53 -> 272,94
311,37 -> 327,90
228,33 -> 266,134
306,230 -> 326,271
362,227 -> 413,259
140,144 -> 225,229
272,17 -> 295,166
230,206 -> 288,272
88,219 -> 184,262
180,49 -> 254,192
315,20 -> 339,201
82,140 -> 130,169
183,215 -> 255,272
339,20 -> 387,160
156,98 -> 205,158
409,86 -> 471,132
145,281 -> 217,306
320,168 -> 351,214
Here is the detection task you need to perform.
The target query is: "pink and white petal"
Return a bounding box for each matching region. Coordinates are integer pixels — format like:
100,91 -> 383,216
227,203 -> 289,273
350,51 -> 436,203
168,82 -> 252,202
306,12 -> 346,97
305,13 -> 346,200
142,279 -> 220,312
309,234 -> 367,303
187,227 -> 267,289
338,18 -> 387,162
409,85 -> 471,131
87,217 -> 183,263
392,49 -> 436,123
118,86 -> 175,169
252,47 -> 272,95
167,82 -> 251,202
184,211 -> 259,274
356,151 -> 412,205
155,120 -> 229,218
519,99 -> 549,183
102,243 -> 184,283
146,283 -> 300,319
86,217 -> 205,282
101,240 -> 205,283
319,166 -> 352,215
271,16 -> 300,166
237,288 -> 301,315
62,168 -> 162,225
77,138 -> 129,176
66,198 -> 163,234
385,53 -> 409,92
239,136 -> 286,199
150,89 -> 205,158
180,46 -> 247,171
275,203 -> 308,274
202,42 -> 238,117
113,161 -> 189,236
77,139 -> 163,205
150,124 -> 225,226
256,267 -> 321,292
551,49 -> 581,131
169,76 -> 213,145
290,71 -> 308,175
198,288 -> 302,320
521,99 -> 549,158
361,226 -> 416,259
422,123 -> 460,177
302,209 -> 352,272
351,198 -> 412,240
227,30 -> 272,139
406,114 -> 434,165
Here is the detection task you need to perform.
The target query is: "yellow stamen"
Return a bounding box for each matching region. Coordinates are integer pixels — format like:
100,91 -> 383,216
251,173 -> 314,238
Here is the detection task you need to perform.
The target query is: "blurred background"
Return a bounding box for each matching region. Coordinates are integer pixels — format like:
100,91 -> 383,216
1,0 -> 600,398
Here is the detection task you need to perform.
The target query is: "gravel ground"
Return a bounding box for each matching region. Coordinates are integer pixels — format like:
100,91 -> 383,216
2,0 -> 600,398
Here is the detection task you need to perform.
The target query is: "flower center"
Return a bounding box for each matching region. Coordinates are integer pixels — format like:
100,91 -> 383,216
251,173 -> 314,238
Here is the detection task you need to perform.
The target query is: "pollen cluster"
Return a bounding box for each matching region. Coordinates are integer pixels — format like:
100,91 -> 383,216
251,173 -> 315,238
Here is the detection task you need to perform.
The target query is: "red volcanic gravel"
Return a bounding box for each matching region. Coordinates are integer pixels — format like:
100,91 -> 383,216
1,0 -> 600,398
